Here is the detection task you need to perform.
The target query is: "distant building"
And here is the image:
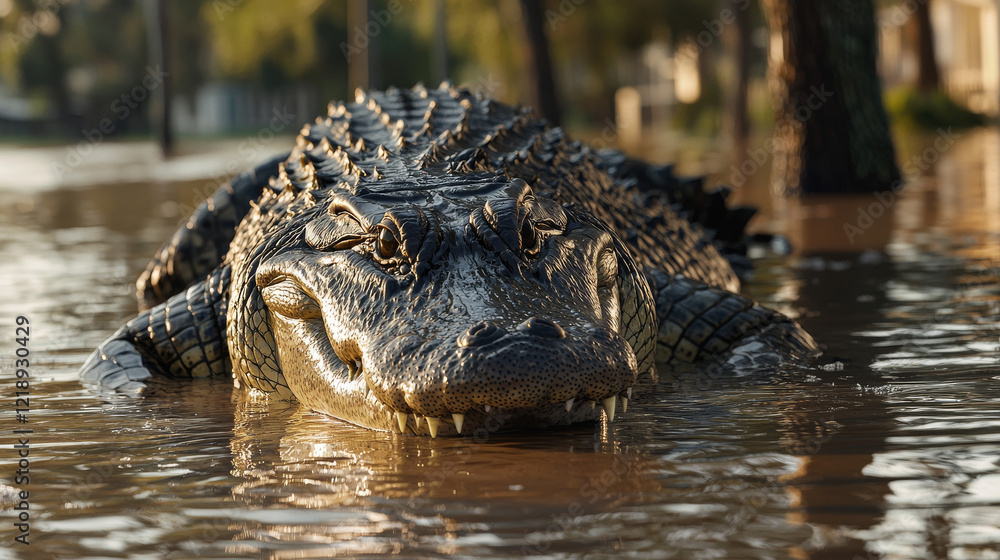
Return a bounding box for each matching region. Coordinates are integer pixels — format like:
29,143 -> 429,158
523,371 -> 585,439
171,83 -> 319,136
879,0 -> 1000,115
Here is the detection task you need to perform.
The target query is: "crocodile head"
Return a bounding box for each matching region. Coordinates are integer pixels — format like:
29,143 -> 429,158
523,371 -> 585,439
228,172 -> 656,437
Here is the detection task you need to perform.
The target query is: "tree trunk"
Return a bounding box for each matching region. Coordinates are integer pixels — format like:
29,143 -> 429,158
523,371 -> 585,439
915,0 -> 940,91
347,0 -> 369,93
150,0 -> 174,157
731,2 -> 752,142
761,0 -> 901,195
37,10 -> 72,130
431,0 -> 449,84
518,0 -> 561,126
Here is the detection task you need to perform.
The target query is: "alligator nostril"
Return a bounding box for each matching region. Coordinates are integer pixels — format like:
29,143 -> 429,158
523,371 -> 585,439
457,321 -> 507,348
518,317 -> 566,339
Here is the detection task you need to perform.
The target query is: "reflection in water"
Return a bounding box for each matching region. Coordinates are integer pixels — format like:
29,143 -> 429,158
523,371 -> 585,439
0,128 -> 998,558
224,392 -> 660,557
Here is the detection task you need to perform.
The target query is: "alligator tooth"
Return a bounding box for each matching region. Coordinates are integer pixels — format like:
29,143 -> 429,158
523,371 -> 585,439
588,401 -> 596,411
484,405 -> 491,413
426,417 -> 441,438
396,411 -> 408,432
603,397 -> 617,422
347,359 -> 363,381
565,397 -> 575,412
452,413 -> 465,434
415,416 -> 423,428
622,397 -> 628,414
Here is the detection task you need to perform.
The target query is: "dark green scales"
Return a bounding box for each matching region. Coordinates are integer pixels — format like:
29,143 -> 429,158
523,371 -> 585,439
81,83 -> 817,437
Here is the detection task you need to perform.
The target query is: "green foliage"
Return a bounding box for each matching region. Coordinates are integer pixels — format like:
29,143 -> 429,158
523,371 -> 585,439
202,0 -> 339,82
884,86 -> 988,129
0,0 -> 767,138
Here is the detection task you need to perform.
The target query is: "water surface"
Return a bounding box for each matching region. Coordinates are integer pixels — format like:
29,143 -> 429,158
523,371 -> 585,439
0,131 -> 998,559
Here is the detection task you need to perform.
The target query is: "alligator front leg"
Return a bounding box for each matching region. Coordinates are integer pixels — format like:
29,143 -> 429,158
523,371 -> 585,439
136,153 -> 288,309
80,266 -> 231,392
646,270 -> 819,367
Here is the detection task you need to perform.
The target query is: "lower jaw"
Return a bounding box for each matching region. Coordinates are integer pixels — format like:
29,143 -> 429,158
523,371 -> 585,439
273,322 -> 619,436
279,348 -> 622,437
387,400 -> 607,437
298,384 -> 608,437
281,375 -> 627,440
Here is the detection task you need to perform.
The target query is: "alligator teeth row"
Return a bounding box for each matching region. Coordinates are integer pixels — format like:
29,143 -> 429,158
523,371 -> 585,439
389,391 -> 633,437
391,412 -> 467,437
564,392 -> 631,422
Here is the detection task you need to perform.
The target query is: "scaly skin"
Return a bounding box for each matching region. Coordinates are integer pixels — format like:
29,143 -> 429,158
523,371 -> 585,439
81,83 -> 819,437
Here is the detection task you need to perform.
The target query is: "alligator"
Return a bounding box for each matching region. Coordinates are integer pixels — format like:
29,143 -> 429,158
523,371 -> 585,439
80,83 -> 818,437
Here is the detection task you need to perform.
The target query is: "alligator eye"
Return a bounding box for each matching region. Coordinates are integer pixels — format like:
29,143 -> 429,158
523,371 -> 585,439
376,226 -> 400,259
521,219 -> 538,255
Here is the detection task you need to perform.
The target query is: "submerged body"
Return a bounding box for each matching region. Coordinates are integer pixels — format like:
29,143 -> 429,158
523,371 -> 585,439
81,84 -> 817,436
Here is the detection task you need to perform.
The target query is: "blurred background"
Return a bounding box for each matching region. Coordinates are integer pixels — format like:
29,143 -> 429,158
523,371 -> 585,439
1,0 -> 996,249
0,0 -> 992,163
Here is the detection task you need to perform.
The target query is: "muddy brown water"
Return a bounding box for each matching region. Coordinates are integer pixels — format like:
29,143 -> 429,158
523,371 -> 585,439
0,129 -> 998,559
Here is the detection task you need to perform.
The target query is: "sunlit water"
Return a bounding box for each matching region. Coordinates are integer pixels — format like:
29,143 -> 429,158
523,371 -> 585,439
0,129 -> 998,559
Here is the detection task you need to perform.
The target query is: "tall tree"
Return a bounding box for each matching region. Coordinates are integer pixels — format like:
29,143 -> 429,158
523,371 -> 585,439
729,1 -> 752,142
761,0 -> 900,194
431,0 -> 448,84
146,0 -> 174,157
915,0 -> 940,91
517,0 -> 561,125
347,0 -> 369,92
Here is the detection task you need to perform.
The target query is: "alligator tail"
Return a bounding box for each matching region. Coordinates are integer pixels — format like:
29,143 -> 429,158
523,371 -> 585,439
595,149 -> 760,276
136,152 -> 289,310
646,270 -> 818,367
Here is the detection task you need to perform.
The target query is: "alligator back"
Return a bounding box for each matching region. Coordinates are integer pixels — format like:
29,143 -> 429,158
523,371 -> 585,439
138,83 -> 739,310
296,84 -> 741,291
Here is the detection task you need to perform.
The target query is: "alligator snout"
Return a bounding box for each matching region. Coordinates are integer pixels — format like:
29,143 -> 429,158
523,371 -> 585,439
457,317 -> 567,347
